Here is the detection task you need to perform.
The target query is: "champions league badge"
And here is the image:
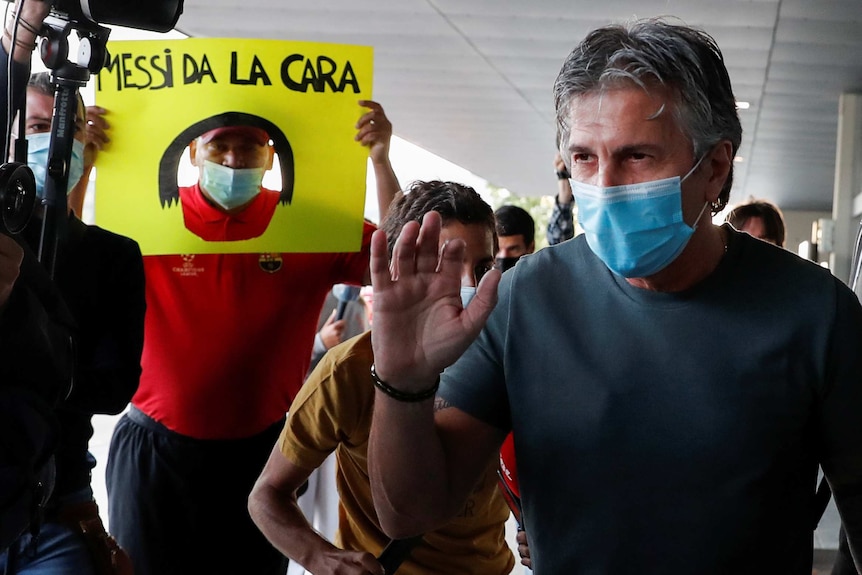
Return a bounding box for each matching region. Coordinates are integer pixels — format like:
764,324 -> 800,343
258,253 -> 283,273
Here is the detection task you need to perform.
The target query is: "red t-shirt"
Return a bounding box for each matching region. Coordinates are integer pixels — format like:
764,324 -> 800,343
132,223 -> 374,439
179,183 -> 280,242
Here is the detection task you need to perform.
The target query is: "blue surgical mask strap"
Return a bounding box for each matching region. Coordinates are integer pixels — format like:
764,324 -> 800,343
681,153 -> 707,184
683,153 -> 710,231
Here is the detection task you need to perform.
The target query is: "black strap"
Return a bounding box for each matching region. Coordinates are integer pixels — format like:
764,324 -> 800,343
377,535 -> 423,574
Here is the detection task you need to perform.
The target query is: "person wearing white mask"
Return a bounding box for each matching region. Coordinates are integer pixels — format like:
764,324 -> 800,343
365,19 -> 862,574
248,180 -> 512,575
180,124 -> 279,241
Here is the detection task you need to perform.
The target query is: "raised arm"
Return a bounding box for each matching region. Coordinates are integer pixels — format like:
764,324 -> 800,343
2,0 -> 50,65
249,446 -> 385,575
1,0 -> 51,136
355,100 -> 399,224
69,106 -> 110,217
367,212 -> 505,537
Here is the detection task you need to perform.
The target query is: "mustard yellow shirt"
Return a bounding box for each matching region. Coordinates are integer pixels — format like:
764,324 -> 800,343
279,331 -> 514,575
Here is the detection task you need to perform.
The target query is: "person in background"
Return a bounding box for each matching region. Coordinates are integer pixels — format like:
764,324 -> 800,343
725,199 -> 785,247
249,180 -> 513,575
1,2 -> 144,571
365,19 -> 862,574
494,205 -> 534,272
547,151 -> 575,246
309,285 -> 371,376
105,92 -> 400,574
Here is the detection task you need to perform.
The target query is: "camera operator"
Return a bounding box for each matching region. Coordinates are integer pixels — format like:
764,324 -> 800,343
0,1 -> 145,572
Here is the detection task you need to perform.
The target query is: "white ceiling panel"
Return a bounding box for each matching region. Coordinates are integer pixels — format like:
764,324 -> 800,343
171,0 -> 862,211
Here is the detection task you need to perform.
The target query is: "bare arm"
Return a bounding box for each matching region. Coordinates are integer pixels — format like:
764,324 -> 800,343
547,152 -> 574,246
355,100 -> 399,224
366,212 -> 505,537
2,0 -> 50,64
554,152 -> 573,205
249,446 -> 384,575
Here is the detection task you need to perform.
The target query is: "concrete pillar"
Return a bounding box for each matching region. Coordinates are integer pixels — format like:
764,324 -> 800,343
830,93 -> 862,284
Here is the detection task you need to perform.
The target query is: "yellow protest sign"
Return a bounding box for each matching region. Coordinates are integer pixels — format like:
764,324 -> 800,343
94,38 -> 373,255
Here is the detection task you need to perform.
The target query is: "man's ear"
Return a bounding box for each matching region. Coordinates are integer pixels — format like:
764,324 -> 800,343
704,140 -> 733,204
527,241 -> 536,254
265,144 -> 274,171
188,138 -> 199,166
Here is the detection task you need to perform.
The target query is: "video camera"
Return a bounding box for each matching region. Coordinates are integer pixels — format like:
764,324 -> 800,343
0,0 -> 183,275
50,0 -> 183,33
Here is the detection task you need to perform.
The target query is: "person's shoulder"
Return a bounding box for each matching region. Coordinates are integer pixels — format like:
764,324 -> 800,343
260,188 -> 281,206
731,227 -> 848,300
503,234 -> 589,284
320,331 -> 374,376
78,221 -> 142,258
733,228 -> 826,276
293,332 -> 374,419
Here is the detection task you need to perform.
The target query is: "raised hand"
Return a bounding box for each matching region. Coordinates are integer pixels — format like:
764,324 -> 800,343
312,549 -> 386,575
355,100 -> 392,166
369,211 -> 501,389
84,106 -> 111,151
318,309 -> 346,350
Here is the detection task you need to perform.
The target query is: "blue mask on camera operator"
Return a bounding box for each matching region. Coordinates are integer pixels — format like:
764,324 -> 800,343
26,133 -> 86,199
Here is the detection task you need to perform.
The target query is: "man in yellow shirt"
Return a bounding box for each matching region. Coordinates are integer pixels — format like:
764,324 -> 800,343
249,180 -> 514,575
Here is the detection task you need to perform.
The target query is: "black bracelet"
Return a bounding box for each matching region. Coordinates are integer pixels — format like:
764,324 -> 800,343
370,364 -> 439,402
555,168 -> 571,180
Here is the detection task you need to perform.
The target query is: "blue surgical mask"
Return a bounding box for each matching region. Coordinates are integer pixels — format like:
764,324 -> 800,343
26,133 -> 86,199
571,157 -> 708,278
460,286 -> 477,308
200,160 -> 264,211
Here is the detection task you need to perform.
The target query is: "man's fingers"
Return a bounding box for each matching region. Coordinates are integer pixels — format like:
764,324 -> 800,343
415,212 -> 444,274
354,101 -> 391,145
323,309 -> 337,325
391,221 -> 421,281
369,229 -> 393,290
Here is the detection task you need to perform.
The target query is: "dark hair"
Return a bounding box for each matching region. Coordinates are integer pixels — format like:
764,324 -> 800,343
27,72 -> 54,97
725,200 -> 786,247
494,205 -> 535,247
553,18 -> 742,214
382,180 -> 497,256
28,71 -> 85,121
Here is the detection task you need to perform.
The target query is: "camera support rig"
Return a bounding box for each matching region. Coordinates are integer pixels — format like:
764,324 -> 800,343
35,15 -> 109,277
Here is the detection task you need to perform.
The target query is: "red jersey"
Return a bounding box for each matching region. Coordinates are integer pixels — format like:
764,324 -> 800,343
179,183 -> 280,242
132,223 -> 374,439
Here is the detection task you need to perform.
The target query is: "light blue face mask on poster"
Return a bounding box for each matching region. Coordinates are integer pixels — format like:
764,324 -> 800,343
26,133 -> 86,199
571,157 -> 709,278
200,160 -> 265,210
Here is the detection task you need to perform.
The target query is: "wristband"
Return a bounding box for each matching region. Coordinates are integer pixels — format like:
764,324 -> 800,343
371,364 -> 439,402
555,168 -> 571,180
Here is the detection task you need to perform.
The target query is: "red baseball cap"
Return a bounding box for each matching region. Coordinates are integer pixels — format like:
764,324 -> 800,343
198,126 -> 270,146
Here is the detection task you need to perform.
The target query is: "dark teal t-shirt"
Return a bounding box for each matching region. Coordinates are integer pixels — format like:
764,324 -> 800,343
441,227 -> 862,574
